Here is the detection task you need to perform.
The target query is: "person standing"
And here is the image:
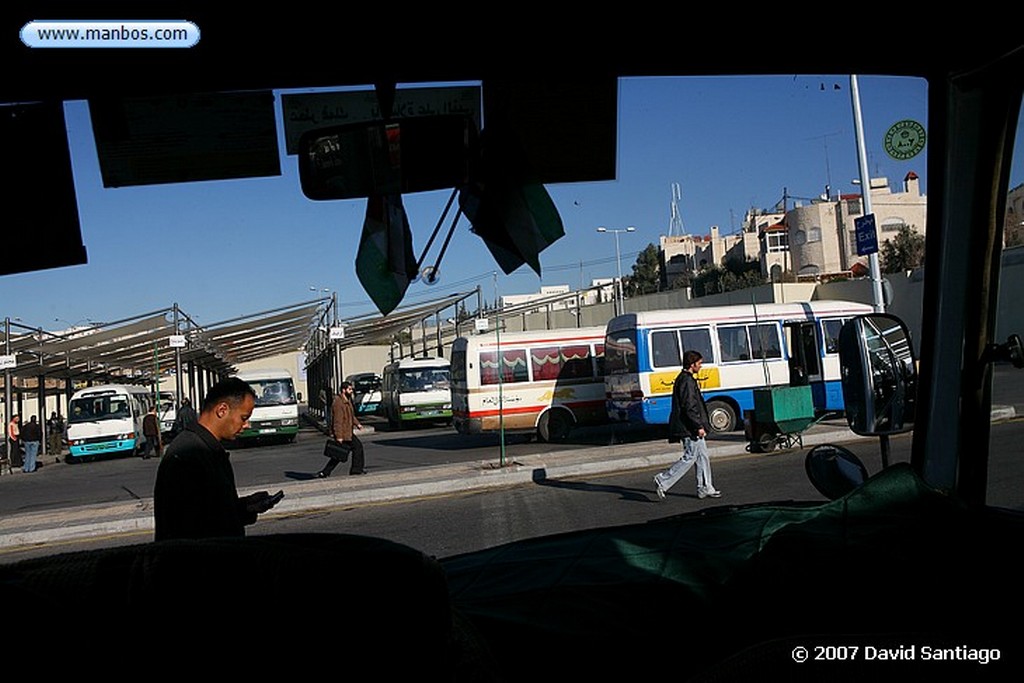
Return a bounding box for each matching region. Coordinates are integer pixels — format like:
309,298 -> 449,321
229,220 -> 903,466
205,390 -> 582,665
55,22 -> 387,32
21,415 -> 42,473
171,397 -> 198,439
153,378 -> 281,541
653,350 -> 722,500
47,411 -> 64,460
141,405 -> 162,460
7,415 -> 22,469
318,380 -> 365,477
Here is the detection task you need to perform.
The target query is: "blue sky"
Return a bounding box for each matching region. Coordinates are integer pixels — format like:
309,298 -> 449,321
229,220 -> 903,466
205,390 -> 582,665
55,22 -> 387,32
3,72 -> 1010,333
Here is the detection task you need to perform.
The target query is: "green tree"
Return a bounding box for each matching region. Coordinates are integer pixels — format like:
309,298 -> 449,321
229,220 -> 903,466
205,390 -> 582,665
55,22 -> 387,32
691,259 -> 765,296
879,225 -> 926,273
624,243 -> 663,296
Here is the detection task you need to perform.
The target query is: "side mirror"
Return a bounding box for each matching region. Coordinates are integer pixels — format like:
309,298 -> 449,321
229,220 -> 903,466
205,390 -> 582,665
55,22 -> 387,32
838,314 -> 917,436
297,392 -> 303,403
805,443 -> 869,500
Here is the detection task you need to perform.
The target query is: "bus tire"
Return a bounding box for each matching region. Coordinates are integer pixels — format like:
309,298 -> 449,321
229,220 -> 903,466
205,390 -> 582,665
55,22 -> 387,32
538,410 -> 572,443
706,400 -> 738,433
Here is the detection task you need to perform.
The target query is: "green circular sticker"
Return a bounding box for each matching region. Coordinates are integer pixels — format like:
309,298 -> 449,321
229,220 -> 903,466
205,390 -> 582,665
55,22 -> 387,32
884,119 -> 927,160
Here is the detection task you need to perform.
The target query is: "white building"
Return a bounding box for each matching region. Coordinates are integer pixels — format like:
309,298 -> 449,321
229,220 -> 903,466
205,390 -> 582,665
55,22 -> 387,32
787,172 -> 926,277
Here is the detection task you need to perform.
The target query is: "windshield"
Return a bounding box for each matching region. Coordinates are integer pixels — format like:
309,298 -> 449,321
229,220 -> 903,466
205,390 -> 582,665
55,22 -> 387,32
399,368 -> 450,392
68,395 -> 131,423
248,379 -> 296,406
7,43 -> 1024,577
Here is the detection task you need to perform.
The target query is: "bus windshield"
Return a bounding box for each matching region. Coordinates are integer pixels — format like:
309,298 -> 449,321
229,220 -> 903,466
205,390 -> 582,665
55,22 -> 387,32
68,395 -> 131,423
249,379 -> 296,406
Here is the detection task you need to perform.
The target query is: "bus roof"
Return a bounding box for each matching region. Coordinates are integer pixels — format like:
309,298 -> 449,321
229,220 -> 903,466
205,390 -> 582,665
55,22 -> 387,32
234,369 -> 294,381
384,357 -> 450,369
71,384 -> 150,399
455,326 -> 607,350
608,301 -> 874,331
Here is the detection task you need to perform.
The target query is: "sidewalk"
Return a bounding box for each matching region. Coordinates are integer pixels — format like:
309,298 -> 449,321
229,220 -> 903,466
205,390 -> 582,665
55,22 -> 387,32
2,404 -> 1017,553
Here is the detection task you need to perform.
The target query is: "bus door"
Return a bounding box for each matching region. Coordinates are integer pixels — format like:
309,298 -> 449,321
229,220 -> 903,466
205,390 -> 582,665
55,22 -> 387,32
784,321 -> 831,411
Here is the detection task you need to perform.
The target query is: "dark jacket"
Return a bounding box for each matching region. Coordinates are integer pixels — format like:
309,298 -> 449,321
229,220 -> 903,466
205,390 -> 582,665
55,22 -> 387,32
153,423 -> 256,541
21,419 -> 42,442
667,369 -> 710,442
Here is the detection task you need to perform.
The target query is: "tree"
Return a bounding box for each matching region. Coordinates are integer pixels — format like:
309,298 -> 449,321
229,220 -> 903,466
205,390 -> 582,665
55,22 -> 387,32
879,225 -> 926,273
691,259 -> 765,297
624,243 -> 663,296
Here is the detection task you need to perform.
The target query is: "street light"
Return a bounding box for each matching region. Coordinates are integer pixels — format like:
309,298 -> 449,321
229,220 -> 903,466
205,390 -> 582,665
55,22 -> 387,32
596,226 -> 636,315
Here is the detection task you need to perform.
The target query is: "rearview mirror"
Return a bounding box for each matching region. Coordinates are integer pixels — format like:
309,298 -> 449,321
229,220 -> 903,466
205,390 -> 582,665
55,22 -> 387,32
297,115 -> 477,200
838,314 -> 917,436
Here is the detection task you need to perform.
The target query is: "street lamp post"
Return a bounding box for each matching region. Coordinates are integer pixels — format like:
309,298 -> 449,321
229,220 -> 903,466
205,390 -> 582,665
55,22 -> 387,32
596,226 -> 636,315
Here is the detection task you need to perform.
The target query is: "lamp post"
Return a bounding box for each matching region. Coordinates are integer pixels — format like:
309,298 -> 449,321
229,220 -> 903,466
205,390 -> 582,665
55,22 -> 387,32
596,226 -> 635,315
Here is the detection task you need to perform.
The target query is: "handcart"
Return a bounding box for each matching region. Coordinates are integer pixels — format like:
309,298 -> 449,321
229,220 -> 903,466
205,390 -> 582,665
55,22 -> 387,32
744,385 -> 829,453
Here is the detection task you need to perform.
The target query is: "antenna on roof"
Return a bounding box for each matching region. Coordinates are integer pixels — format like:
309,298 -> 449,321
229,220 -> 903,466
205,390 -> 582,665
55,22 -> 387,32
669,182 -> 684,237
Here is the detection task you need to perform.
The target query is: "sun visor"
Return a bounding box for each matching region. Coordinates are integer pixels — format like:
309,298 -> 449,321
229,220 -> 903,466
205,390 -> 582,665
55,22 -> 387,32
0,101 -> 87,276
481,79 -> 618,184
89,91 -> 280,187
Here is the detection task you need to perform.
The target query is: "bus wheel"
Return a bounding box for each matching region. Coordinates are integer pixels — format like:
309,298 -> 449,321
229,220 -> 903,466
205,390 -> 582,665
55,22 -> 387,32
538,410 -> 572,443
706,400 -> 737,433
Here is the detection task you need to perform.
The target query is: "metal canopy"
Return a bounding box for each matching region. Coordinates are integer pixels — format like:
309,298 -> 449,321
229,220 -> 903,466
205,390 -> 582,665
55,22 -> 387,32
2,299 -> 326,386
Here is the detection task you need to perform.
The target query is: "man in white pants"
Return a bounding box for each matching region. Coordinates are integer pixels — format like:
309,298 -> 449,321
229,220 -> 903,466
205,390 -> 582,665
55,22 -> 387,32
653,350 -> 722,500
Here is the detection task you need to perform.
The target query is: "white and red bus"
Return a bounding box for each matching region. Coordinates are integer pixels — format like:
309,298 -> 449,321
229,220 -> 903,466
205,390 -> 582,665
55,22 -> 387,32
450,326 -> 607,442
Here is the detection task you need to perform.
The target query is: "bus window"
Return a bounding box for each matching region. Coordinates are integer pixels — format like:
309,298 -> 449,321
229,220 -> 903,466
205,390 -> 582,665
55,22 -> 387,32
481,349 -> 529,385
718,325 -> 751,362
531,347 -> 563,381
821,319 -> 846,354
560,344 -> 593,379
604,330 -> 637,375
680,328 -> 714,364
650,330 -> 681,368
593,344 -> 605,377
750,323 -> 782,359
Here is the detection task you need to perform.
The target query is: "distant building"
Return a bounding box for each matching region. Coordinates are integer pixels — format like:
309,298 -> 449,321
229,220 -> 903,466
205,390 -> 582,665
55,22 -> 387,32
787,172 -> 926,277
660,225 -> 759,286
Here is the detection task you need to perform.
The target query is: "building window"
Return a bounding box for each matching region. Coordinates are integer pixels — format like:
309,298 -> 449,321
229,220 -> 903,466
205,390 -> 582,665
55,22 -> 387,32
766,232 -> 789,252
846,198 -> 862,215
807,227 -> 822,242
881,219 -> 907,233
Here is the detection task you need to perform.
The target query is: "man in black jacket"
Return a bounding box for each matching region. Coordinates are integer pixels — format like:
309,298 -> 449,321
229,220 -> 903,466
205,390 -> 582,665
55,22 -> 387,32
154,378 -> 281,541
653,350 -> 722,500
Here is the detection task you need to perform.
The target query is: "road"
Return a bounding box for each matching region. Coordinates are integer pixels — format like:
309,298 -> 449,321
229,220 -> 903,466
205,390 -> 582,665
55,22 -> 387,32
3,416 -> 1021,565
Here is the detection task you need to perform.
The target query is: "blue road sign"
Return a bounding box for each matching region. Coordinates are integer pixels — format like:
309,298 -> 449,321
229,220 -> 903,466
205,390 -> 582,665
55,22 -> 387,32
855,214 -> 878,256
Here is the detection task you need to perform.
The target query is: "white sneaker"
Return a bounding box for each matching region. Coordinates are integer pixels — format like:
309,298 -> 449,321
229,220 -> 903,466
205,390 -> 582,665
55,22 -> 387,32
653,476 -> 666,500
698,489 -> 722,499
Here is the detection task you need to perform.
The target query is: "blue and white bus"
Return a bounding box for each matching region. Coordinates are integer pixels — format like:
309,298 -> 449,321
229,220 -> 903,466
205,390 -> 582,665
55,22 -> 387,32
66,384 -> 153,461
604,301 -> 874,432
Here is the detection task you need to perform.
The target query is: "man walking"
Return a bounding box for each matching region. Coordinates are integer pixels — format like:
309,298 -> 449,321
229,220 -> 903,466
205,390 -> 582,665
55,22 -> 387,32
653,350 -> 722,500
318,380 -> 365,477
154,378 -> 282,541
142,405 -> 162,459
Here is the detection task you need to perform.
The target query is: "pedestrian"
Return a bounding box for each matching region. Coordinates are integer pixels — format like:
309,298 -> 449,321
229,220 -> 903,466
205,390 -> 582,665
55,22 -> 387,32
653,350 -> 722,500
172,397 -> 198,438
318,380 -> 366,477
142,405 -> 162,459
47,411 -> 63,459
21,415 -> 43,473
7,415 -> 22,469
153,378 -> 282,541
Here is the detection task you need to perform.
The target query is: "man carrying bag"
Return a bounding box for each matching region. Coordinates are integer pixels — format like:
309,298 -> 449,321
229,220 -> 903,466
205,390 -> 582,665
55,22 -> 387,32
318,381 -> 366,477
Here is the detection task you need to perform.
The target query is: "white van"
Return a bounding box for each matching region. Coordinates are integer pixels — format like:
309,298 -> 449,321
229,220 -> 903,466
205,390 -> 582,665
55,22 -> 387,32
66,384 -> 152,462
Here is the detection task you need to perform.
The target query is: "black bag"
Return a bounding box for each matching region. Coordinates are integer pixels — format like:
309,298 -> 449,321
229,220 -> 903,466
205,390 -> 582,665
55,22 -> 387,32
323,439 -> 351,462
